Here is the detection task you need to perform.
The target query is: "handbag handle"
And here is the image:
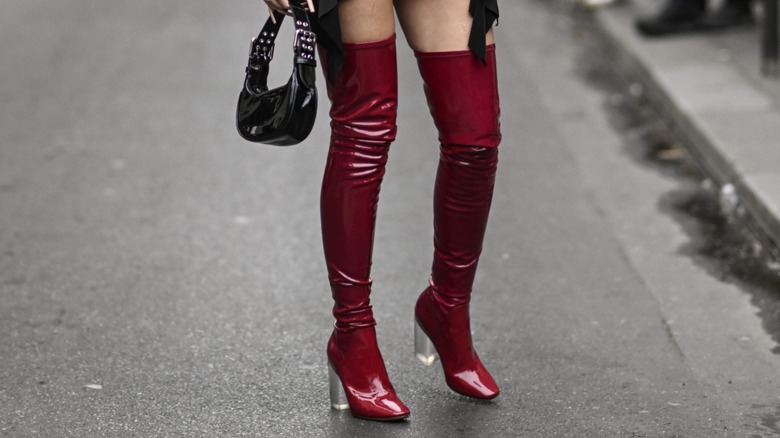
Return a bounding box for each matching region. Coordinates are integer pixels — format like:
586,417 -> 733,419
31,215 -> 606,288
245,6 -> 317,96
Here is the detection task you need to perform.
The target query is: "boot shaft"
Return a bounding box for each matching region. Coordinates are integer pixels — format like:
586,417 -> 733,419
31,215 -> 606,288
319,36 -> 399,330
415,47 -> 501,299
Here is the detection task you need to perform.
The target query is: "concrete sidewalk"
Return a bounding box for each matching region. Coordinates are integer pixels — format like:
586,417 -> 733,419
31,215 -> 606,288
591,0 -> 780,256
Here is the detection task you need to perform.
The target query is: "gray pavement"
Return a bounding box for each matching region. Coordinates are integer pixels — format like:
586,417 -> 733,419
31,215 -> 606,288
2,0 -> 780,436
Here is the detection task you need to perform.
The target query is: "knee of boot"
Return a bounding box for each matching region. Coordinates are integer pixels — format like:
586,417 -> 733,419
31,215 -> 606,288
330,116 -> 398,145
432,107 -> 501,148
329,94 -> 398,145
439,128 -> 501,149
328,78 -> 398,145
440,145 -> 498,169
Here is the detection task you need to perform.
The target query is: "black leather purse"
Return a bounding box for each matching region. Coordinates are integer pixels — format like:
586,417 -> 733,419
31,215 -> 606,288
236,6 -> 318,146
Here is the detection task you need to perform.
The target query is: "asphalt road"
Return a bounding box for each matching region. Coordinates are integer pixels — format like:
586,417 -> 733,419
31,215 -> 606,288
2,0 -> 780,436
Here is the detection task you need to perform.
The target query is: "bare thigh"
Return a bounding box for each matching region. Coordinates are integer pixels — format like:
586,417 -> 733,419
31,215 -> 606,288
337,0 -> 396,43
394,0 -> 494,52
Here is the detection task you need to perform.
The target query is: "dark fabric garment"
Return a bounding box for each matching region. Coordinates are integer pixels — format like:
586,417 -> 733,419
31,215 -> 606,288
311,0 -> 498,81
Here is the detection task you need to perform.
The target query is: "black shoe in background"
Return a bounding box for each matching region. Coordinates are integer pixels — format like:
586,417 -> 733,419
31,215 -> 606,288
700,0 -> 754,30
635,0 -> 707,37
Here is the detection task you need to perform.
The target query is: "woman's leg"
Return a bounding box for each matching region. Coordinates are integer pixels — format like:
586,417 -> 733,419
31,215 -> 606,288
394,0 -> 494,53
395,0 -> 501,399
337,0 -> 395,43
319,0 -> 409,421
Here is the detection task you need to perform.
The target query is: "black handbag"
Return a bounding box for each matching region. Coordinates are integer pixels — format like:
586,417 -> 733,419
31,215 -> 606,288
236,5 -> 318,146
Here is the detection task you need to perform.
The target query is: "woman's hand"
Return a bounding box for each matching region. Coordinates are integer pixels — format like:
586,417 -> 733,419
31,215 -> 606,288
264,0 -> 290,13
263,0 -> 314,14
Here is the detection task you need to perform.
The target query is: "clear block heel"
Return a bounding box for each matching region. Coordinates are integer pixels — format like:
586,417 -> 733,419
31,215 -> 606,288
414,319 -> 439,366
328,362 -> 349,411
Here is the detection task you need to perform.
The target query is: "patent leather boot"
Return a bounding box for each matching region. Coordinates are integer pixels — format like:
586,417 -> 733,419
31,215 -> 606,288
413,46 -> 501,400
319,35 -> 409,421
327,328 -> 409,420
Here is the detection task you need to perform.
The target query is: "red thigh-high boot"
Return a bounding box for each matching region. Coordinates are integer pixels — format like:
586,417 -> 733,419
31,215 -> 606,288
413,45 -> 501,399
320,35 -> 410,421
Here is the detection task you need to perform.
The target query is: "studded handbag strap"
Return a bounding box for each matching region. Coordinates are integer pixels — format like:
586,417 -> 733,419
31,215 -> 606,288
244,6 -> 317,94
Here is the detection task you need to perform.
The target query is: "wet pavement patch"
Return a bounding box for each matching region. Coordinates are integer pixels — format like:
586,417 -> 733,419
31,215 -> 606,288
661,186 -> 780,352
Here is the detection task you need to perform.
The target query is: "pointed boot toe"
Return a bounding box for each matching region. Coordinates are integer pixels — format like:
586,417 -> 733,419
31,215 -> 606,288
447,362 -> 500,399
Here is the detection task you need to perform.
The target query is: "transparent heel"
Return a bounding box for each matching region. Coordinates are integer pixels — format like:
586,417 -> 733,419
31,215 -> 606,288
328,362 -> 349,411
414,319 -> 439,366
